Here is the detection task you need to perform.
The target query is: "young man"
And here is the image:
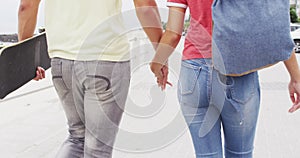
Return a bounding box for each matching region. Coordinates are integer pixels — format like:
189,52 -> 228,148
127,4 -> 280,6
18,0 -> 131,157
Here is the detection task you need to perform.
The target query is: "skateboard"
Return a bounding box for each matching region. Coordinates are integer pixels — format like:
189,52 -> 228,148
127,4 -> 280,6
0,33 -> 51,99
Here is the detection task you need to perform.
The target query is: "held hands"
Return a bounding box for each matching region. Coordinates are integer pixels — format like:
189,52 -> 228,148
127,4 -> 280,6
150,62 -> 172,90
33,66 -> 45,81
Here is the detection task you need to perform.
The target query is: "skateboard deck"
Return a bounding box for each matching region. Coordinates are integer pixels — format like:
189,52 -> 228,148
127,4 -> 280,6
0,33 -> 51,99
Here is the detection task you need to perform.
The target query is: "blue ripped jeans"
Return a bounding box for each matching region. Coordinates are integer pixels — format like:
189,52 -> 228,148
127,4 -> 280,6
178,59 -> 260,158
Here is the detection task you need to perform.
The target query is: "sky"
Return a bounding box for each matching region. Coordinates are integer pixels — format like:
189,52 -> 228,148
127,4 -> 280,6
0,0 -> 168,34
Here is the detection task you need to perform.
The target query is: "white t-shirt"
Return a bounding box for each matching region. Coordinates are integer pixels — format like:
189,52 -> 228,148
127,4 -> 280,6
45,0 -> 130,61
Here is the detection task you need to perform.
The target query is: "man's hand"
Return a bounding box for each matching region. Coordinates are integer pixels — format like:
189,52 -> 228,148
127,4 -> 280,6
150,62 -> 172,90
33,66 -> 45,81
161,64 -> 173,90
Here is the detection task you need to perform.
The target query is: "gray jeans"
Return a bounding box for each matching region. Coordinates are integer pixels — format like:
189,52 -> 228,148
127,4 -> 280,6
51,58 -> 130,158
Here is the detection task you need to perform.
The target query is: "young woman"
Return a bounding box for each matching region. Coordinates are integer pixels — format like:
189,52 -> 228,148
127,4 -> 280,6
150,0 -> 300,158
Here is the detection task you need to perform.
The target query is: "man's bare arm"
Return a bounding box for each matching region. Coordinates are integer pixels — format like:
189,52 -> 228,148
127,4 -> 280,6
133,0 -> 163,48
18,0 -> 41,41
18,0 -> 44,81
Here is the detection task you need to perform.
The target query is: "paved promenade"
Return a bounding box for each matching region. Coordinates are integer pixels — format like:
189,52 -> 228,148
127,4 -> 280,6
1,38 -> 300,158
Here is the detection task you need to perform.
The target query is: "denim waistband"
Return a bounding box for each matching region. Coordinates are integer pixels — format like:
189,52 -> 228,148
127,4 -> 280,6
182,58 -> 212,67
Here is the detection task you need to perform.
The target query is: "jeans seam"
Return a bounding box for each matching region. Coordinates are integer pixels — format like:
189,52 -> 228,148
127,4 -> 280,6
196,151 -> 219,156
207,68 -> 212,102
225,147 -> 253,155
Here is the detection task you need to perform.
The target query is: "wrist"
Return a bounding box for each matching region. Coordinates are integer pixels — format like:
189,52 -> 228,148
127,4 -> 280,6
152,54 -> 167,65
290,72 -> 300,83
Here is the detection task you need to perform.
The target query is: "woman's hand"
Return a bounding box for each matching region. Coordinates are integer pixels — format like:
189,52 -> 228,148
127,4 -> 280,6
288,79 -> 300,113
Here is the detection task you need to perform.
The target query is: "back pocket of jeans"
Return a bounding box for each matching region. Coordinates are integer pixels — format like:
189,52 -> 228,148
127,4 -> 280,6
178,61 -> 202,95
51,59 -> 69,96
230,73 -> 256,104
